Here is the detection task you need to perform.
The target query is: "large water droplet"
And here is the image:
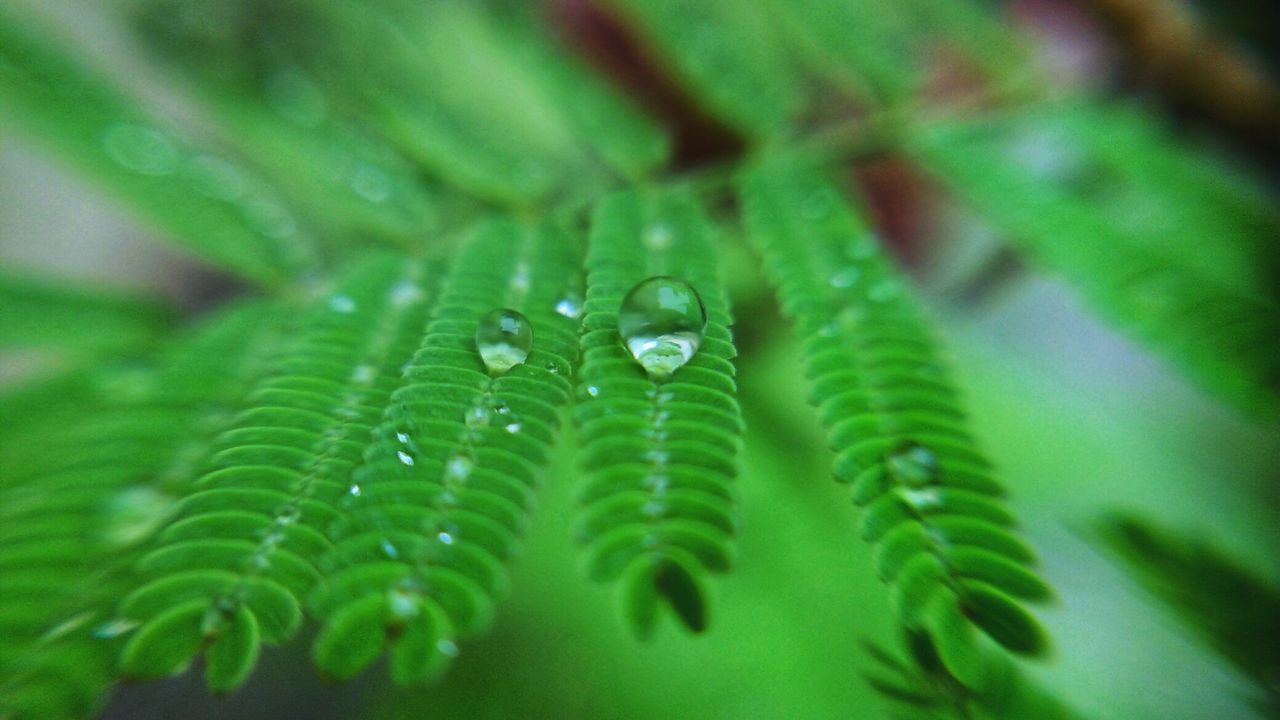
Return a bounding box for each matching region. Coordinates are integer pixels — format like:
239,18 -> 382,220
475,308 -> 533,375
886,444 -> 938,488
618,276 -> 707,381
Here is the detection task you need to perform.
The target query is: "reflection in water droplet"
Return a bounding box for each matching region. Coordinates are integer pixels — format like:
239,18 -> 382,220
555,296 -> 583,320
397,450 -> 416,466
504,422 -> 522,434
887,444 -> 938,488
329,295 -> 357,313
475,308 -> 533,375
395,431 -> 411,444
348,484 -> 362,497
437,532 -> 455,545
585,385 -> 600,397
618,276 -> 707,381
102,124 -> 180,176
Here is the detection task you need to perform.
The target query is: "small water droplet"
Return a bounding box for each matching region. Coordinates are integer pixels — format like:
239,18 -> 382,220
475,308 -> 533,376
437,639 -> 460,657
437,531 -> 455,545
387,585 -> 419,620
504,422 -> 521,434
389,280 -> 423,307
380,538 -> 400,559
509,262 -> 532,294
886,444 -> 938,488
829,267 -> 860,289
465,405 -> 491,429
275,505 -> 301,525
329,295 -> 357,313
585,385 -> 600,397
92,618 -> 140,639
618,276 -> 707,381
901,487 -> 942,510
642,501 -> 666,518
493,403 -> 512,416
395,431 -> 411,444
555,296 -> 583,319
444,455 -> 473,482
102,124 -> 180,176
347,484 -> 362,497
643,475 -> 670,493
397,450 -> 416,466
545,362 -> 560,374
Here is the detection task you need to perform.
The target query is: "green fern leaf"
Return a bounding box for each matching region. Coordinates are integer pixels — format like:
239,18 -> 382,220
114,253 -> 435,689
0,300 -> 292,718
739,151 -> 1051,682
908,99 -> 1280,419
575,187 -> 743,638
309,217 -> 580,683
0,8 -> 318,285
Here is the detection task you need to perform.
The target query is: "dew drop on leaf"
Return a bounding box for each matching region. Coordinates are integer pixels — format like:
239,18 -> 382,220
618,276 -> 708,381
475,308 -> 533,376
887,444 -> 938,488
555,296 -> 583,319
465,405 -> 491,429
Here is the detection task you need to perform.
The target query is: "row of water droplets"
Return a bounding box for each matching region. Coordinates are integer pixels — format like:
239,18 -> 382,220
213,270 -> 429,636
796,187 -> 950,529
